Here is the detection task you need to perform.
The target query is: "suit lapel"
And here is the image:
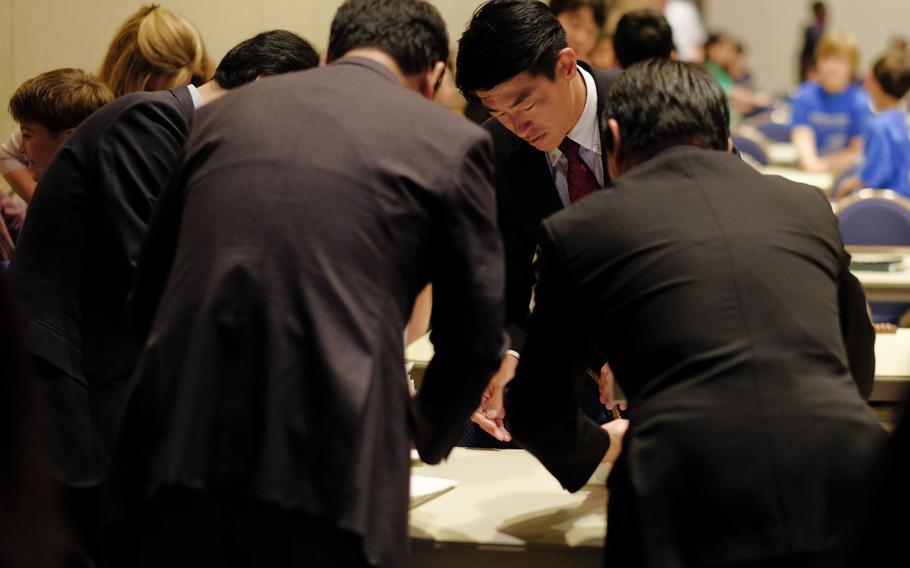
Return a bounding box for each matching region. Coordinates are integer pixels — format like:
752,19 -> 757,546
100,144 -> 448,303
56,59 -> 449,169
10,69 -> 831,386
580,62 -> 619,183
508,141 -> 563,227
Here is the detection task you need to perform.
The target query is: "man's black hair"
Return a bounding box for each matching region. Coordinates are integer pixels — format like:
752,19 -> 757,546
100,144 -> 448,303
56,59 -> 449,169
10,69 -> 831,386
456,0 -> 567,103
214,30 -> 320,89
549,0 -> 608,29
326,0 -> 449,76
613,9 -> 674,69
602,59 -> 730,164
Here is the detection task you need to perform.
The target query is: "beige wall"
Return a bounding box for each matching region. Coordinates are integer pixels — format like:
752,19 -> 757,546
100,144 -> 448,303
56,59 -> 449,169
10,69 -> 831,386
704,0 -> 910,95
5,1 -> 909,141
0,0 -> 485,142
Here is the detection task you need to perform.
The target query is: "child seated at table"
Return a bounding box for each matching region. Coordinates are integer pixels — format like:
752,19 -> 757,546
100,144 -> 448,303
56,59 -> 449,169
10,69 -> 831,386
790,32 -> 871,173
837,52 -> 910,198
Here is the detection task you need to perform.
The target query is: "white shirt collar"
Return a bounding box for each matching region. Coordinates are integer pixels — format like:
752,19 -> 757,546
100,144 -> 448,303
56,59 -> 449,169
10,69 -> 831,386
187,84 -> 204,109
546,66 -> 601,167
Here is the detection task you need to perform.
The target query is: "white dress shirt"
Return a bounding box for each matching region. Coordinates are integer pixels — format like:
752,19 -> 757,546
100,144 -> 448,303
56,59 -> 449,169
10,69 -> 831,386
545,66 -> 604,207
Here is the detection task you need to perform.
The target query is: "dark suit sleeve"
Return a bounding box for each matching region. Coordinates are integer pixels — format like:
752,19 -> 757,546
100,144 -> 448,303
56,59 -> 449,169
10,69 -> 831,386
92,101 -> 189,320
506,221 -> 611,492
482,119 -> 538,353
499,193 -> 536,351
130,160 -> 188,341
413,133 -> 508,464
837,248 -> 875,399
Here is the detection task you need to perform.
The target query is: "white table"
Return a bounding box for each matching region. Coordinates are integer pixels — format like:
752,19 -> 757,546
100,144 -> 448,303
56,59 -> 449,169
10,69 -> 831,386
409,448 -> 605,567
851,268 -> 910,303
408,330 -> 909,403
759,166 -> 834,194
767,142 -> 798,166
870,329 -> 910,402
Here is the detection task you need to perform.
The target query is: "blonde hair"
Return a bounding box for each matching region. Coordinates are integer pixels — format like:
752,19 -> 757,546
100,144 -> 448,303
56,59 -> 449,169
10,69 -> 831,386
98,4 -> 213,97
815,32 -> 860,73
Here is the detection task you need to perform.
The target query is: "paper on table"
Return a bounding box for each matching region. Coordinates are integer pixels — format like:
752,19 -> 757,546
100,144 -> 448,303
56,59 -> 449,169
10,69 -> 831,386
410,475 -> 458,509
875,330 -> 910,376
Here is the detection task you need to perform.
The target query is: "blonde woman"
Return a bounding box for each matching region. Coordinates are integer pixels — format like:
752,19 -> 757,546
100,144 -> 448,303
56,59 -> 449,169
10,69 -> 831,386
99,3 -> 212,96
1,4 -> 211,203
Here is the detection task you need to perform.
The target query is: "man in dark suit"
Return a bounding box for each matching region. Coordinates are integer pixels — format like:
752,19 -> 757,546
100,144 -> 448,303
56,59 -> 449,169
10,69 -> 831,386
455,0 -> 618,441
117,1 -> 505,567
506,58 -> 885,567
10,30 -> 318,564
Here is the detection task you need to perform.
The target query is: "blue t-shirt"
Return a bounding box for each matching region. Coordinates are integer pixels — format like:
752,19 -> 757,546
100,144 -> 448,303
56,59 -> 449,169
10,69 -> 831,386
790,81 -> 871,155
859,108 -> 910,197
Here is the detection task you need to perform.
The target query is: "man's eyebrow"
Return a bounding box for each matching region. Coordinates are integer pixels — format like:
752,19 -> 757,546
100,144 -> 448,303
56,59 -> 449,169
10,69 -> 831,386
482,88 -> 533,114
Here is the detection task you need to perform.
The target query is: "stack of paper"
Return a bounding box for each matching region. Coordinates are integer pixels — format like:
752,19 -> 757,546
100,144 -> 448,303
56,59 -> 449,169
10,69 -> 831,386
410,475 -> 458,508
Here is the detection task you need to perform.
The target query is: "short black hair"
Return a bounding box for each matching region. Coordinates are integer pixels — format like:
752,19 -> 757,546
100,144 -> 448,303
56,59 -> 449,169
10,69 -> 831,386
326,0 -> 449,76
213,30 -> 319,89
603,59 -> 730,164
456,0 -> 567,103
613,9 -> 674,69
873,52 -> 910,100
549,0 -> 607,29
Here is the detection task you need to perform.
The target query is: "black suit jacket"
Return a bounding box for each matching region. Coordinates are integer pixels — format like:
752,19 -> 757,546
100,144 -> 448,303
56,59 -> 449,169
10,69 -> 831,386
485,62 -> 618,350
123,59 -> 506,568
507,145 -> 885,566
10,87 -> 195,486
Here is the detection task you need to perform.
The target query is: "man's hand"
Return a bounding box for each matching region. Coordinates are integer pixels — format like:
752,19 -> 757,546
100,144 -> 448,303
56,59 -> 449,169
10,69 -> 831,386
594,362 -> 627,412
601,418 -> 629,464
470,353 -> 518,441
470,406 -> 511,442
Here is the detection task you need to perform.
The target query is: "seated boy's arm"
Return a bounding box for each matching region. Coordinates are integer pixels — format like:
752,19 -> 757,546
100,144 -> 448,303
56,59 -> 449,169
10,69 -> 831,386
823,137 -> 863,176
792,125 -> 826,172
2,169 -> 36,203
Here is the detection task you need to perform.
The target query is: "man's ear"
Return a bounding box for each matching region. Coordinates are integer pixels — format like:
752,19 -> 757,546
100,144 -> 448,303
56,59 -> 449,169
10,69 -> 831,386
606,118 -> 624,180
419,61 -> 447,100
555,47 -> 578,82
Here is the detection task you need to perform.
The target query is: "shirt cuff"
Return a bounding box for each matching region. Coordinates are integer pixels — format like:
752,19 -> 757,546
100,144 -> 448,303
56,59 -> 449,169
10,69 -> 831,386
505,349 -> 520,360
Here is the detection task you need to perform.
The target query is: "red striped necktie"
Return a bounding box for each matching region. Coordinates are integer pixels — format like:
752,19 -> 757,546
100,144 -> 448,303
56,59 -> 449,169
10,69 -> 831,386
559,137 -> 599,203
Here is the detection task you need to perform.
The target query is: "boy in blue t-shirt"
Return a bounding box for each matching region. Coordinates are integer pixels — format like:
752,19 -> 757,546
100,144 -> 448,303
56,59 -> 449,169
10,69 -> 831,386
791,32 -> 871,173
838,52 -> 910,197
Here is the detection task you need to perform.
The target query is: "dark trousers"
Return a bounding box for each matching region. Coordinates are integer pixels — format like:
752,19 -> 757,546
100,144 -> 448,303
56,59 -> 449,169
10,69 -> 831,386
129,486 -> 373,568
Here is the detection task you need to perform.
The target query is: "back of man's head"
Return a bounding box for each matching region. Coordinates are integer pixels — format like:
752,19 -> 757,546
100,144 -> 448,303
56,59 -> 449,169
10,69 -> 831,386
456,0 -> 567,103
613,9 -> 674,69
9,68 -> 113,134
214,30 -> 319,89
603,59 -> 729,165
872,52 -> 910,101
326,0 -> 448,76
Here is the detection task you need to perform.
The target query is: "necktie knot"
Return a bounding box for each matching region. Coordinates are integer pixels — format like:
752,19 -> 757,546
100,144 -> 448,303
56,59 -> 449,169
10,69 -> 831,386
558,137 -> 581,160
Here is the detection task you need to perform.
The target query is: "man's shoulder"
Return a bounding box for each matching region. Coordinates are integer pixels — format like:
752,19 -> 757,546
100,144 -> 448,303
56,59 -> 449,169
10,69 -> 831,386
583,63 -> 620,97
73,89 -> 189,145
